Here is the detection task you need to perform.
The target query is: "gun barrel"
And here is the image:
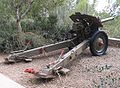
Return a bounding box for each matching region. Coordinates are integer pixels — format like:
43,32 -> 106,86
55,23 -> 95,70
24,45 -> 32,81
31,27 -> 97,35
101,17 -> 114,23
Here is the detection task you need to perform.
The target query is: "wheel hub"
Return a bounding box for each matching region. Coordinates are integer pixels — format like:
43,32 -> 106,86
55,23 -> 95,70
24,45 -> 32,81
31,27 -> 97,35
95,38 -> 105,52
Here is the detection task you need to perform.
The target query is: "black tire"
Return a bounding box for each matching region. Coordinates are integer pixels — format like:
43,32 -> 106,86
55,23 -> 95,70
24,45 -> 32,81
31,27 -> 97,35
90,30 -> 108,56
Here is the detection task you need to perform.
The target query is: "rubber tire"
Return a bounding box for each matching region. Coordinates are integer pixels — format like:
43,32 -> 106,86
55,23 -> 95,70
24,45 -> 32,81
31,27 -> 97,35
90,30 -> 108,56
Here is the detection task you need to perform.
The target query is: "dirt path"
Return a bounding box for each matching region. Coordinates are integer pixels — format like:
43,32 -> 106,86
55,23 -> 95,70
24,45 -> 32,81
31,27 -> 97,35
0,47 -> 120,88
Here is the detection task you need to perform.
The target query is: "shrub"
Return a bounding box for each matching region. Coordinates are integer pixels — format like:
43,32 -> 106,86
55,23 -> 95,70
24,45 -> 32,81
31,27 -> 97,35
0,14 -> 70,53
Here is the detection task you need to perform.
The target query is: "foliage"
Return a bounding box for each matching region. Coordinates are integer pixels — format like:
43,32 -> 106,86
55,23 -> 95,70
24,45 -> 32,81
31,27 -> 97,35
0,0 -> 68,53
103,16 -> 120,38
101,0 -> 120,38
116,0 -> 120,3
75,0 -> 88,13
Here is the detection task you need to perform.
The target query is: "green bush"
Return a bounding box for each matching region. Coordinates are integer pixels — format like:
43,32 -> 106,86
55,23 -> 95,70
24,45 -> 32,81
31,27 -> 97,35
0,17 -> 50,53
103,17 -> 120,38
0,14 -> 70,53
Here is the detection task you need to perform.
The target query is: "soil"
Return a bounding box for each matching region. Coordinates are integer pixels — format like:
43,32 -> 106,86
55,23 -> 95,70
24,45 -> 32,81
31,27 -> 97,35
0,47 -> 120,88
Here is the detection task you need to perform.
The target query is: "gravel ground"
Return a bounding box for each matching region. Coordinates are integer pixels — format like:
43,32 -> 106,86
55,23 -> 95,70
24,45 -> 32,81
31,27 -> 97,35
0,47 -> 120,88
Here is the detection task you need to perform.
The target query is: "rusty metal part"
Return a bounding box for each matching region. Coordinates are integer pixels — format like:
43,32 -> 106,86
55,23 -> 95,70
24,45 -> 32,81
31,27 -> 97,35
94,38 -> 105,52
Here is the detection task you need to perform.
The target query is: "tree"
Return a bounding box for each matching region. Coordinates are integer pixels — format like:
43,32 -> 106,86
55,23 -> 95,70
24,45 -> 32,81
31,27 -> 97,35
12,0 -> 34,33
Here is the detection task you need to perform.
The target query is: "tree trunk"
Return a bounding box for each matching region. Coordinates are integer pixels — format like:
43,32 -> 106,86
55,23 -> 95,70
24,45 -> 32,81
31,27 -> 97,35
16,19 -> 25,48
16,19 -> 22,33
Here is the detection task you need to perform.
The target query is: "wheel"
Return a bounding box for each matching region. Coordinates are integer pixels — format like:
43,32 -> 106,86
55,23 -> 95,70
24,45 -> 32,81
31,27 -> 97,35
90,30 -> 108,56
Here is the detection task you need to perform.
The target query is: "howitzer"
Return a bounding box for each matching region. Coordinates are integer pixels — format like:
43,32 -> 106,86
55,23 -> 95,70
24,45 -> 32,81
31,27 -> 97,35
4,12 -> 114,79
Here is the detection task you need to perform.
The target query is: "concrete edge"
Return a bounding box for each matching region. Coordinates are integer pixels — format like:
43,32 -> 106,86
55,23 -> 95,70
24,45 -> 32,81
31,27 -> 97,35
0,73 -> 25,88
108,38 -> 120,48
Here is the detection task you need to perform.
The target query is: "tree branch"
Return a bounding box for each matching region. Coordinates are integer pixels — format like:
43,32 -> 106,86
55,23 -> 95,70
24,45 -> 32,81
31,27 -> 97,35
13,0 -> 25,9
14,0 -> 24,21
16,7 -> 20,21
13,0 -> 17,8
21,0 -> 34,19
18,0 -> 25,8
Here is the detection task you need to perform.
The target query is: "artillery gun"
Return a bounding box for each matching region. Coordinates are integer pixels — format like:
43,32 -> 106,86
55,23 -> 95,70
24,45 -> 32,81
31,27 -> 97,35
4,12 -> 114,78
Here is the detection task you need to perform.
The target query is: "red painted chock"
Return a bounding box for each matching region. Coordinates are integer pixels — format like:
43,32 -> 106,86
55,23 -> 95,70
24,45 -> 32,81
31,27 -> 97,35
24,68 -> 38,74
